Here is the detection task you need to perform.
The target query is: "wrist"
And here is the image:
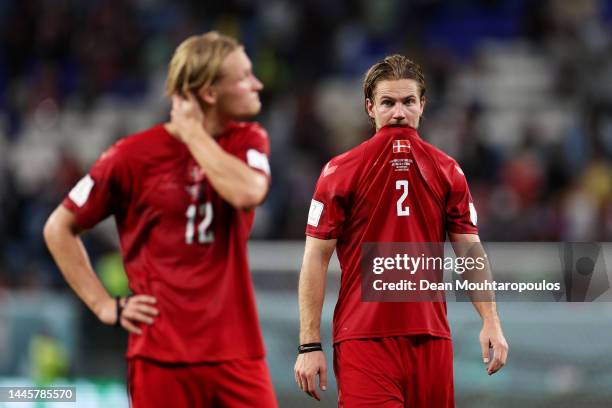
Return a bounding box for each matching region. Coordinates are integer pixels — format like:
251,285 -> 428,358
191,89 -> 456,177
92,296 -> 114,324
482,314 -> 500,325
298,342 -> 323,354
300,333 -> 321,344
92,296 -> 109,316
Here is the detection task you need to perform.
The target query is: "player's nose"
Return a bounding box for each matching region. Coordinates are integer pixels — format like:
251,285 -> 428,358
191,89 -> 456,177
251,75 -> 263,91
392,103 -> 406,120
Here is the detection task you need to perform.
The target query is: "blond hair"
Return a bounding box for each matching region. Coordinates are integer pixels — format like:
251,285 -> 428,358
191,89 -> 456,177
363,55 -> 426,124
165,31 -> 240,97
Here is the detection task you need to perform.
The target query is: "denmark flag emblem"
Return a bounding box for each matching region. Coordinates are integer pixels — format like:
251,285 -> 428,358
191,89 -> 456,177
392,140 -> 411,153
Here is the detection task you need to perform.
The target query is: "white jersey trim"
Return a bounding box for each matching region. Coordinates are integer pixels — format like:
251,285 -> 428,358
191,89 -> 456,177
469,202 -> 478,226
247,149 -> 270,175
69,174 -> 95,207
308,199 -> 324,227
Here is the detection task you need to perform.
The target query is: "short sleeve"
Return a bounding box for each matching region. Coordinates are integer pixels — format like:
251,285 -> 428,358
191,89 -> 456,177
446,164 -> 478,234
305,161 -> 350,240
62,143 -> 129,230
232,124 -> 271,179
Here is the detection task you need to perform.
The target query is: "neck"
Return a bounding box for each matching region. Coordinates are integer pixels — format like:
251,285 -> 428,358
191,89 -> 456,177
202,108 -> 231,137
165,109 -> 233,140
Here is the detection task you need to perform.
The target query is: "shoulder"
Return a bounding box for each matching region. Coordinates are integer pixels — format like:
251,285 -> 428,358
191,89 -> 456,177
224,121 -> 270,154
92,125 -> 163,175
416,137 -> 456,165
229,121 -> 269,140
102,124 -> 163,158
113,124 -> 165,153
414,136 -> 464,179
320,145 -> 361,182
325,135 -> 373,169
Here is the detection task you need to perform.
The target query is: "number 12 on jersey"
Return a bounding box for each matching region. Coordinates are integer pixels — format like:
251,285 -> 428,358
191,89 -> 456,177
185,203 -> 214,244
396,180 -> 410,216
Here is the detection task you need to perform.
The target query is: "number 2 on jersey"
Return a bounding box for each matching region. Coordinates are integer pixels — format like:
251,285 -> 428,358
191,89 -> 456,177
396,180 -> 410,216
185,203 -> 214,244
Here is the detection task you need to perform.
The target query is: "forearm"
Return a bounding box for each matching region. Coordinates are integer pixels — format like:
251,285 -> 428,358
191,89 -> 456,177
471,300 -> 499,323
449,233 -> 499,322
299,268 -> 326,343
184,130 -> 267,209
299,238 -> 335,343
44,210 -> 111,317
464,257 -> 498,322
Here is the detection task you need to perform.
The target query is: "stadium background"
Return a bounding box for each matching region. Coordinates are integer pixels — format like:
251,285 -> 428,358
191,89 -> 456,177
1,0 -> 612,406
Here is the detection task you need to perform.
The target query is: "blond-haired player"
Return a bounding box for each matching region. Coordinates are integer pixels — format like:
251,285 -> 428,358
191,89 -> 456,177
44,32 -> 277,407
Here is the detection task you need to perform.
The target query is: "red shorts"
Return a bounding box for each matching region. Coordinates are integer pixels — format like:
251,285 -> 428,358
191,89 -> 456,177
334,336 -> 454,408
128,357 -> 278,408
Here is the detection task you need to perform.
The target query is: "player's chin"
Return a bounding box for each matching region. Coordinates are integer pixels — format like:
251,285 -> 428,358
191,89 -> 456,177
241,101 -> 262,117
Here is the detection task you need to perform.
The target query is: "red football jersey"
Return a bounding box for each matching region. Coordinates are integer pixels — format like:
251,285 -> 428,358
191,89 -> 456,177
305,126 -> 478,344
63,122 -> 271,363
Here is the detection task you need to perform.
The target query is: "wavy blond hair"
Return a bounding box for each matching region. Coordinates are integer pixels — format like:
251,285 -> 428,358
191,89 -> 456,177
165,31 -> 240,97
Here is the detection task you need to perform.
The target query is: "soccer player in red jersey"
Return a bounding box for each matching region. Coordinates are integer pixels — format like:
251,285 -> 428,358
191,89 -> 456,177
43,32 -> 277,407
294,55 -> 509,407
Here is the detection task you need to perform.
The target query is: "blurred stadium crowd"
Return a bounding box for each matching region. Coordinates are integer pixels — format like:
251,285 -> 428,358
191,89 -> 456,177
1,0 -> 612,292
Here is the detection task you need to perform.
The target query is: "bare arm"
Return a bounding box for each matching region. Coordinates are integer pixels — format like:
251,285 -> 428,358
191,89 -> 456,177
169,94 -> 269,210
449,232 -> 509,375
183,131 -> 268,209
43,205 -> 158,334
299,236 -> 337,343
295,236 -> 337,400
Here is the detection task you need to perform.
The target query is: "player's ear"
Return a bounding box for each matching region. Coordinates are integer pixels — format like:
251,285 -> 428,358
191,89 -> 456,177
198,86 -> 218,106
419,96 -> 426,115
365,98 -> 375,119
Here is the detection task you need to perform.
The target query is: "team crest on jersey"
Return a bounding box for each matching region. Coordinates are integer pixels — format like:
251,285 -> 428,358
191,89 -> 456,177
392,140 -> 411,153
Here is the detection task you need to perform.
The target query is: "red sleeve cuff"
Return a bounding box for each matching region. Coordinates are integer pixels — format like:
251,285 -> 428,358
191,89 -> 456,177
61,199 -> 94,230
305,230 -> 339,240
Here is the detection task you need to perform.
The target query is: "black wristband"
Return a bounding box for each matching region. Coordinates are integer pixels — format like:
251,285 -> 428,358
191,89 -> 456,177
116,294 -> 134,327
115,296 -> 123,327
298,342 -> 323,354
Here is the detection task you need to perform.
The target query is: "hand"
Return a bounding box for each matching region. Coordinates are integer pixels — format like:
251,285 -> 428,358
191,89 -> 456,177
294,351 -> 328,401
96,295 -> 159,335
479,318 -> 508,375
170,93 -> 207,144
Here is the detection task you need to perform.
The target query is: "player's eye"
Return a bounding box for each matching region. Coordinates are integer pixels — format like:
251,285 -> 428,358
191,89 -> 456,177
382,100 -> 393,106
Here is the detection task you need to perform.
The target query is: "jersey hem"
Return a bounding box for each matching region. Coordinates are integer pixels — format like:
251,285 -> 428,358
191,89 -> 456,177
125,350 -> 266,364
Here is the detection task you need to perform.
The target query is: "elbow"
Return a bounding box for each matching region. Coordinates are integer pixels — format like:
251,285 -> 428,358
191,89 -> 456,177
43,207 -> 79,246
230,176 -> 269,210
43,215 -> 59,247
232,188 -> 266,210
43,212 -> 67,245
